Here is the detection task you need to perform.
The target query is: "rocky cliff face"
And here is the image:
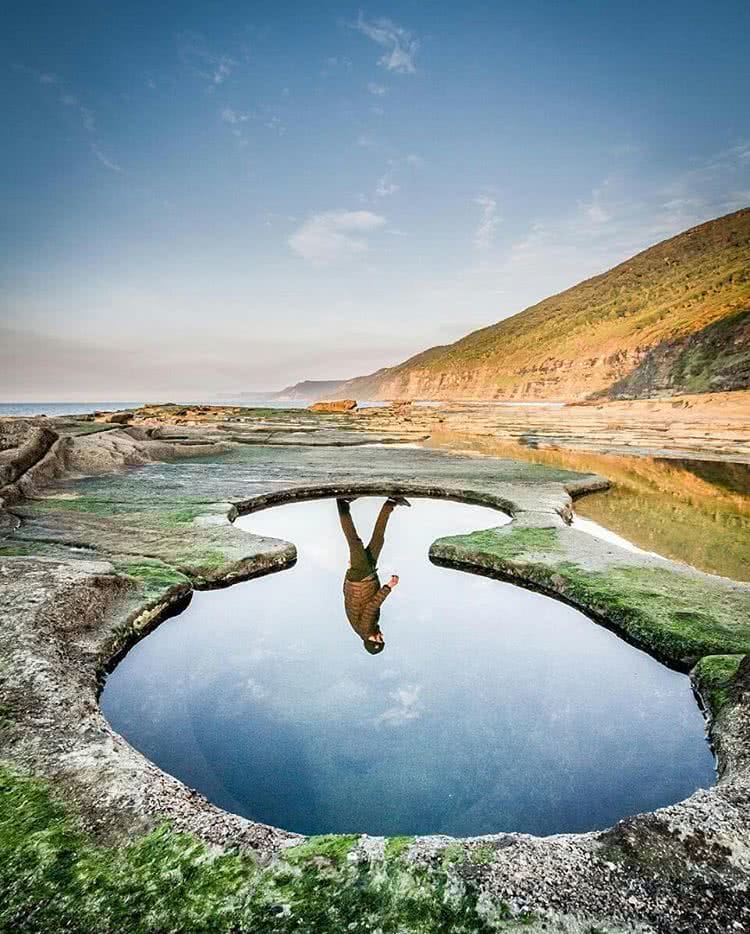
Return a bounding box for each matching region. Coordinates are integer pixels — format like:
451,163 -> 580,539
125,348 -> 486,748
337,208 -> 750,401
606,308 -> 750,399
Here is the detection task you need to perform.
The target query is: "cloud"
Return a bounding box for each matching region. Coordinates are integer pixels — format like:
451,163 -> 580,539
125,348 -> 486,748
17,64 -> 124,168
353,14 -> 419,73
244,678 -> 267,700
18,65 -> 97,136
211,59 -> 233,85
579,182 -> 612,225
583,202 -> 610,223
288,209 -> 386,264
375,173 -> 399,197
221,105 -> 285,142
221,107 -> 249,124
79,107 -> 96,133
371,154 -> 422,199
367,81 -> 387,95
178,32 -> 236,89
14,65 -> 59,85
464,142 -> 750,321
473,195 -> 500,250
91,143 -> 122,172
375,684 -> 423,727
263,114 -> 285,134
325,55 -> 352,69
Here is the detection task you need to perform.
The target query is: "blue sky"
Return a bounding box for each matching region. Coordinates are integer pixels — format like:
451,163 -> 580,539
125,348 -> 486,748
2,0 -> 749,399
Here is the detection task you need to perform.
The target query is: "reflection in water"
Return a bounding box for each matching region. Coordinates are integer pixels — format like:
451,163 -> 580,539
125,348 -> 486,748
338,497 -> 409,653
101,498 -> 715,838
425,432 -> 750,581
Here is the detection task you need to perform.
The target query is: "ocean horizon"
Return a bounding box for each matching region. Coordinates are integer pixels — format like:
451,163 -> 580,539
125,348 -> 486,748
0,399 -> 314,417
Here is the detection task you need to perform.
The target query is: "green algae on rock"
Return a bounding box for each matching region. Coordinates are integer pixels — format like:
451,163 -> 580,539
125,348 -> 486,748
431,526 -> 750,672
693,654 -> 745,714
0,765 -> 532,934
1,412 -> 749,933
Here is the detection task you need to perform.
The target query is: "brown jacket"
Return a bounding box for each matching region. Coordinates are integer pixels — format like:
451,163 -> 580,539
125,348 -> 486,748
343,573 -> 392,640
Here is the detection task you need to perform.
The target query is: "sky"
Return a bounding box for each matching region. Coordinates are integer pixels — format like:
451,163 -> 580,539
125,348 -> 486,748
1,0 -> 749,401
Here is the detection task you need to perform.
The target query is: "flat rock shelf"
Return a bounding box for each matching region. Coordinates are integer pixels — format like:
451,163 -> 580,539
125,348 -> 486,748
101,498 -> 715,838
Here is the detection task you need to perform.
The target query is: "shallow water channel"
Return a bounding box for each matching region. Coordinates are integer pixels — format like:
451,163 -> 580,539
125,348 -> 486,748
102,497 -> 715,837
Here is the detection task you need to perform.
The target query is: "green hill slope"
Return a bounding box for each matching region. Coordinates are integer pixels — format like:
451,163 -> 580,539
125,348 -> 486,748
337,208 -> 750,401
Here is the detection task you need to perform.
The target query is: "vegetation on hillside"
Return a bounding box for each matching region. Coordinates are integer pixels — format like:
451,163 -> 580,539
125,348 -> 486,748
339,208 -> 750,401
606,307 -> 750,397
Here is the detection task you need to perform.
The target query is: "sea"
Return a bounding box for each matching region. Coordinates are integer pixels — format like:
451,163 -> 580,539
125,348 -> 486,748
0,399 -> 322,418
0,398 -> 565,418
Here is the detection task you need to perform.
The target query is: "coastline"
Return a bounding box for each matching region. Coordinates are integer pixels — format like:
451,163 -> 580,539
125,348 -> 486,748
1,403 -> 750,931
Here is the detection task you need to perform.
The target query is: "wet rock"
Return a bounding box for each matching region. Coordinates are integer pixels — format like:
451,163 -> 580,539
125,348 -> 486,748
309,399 -> 357,413
1,406 -> 749,932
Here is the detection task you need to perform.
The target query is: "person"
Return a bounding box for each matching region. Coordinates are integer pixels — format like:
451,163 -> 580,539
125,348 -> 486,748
336,496 -> 410,654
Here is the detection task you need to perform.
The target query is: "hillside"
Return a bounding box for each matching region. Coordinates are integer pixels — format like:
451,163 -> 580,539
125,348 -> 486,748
232,380 -> 346,402
274,379 -> 347,401
336,208 -> 750,401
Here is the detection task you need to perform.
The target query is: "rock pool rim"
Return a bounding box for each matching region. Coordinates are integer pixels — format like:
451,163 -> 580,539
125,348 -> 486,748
97,481 -> 721,832
96,483 -> 520,688
3,415 -> 748,929
100,481 -> 713,685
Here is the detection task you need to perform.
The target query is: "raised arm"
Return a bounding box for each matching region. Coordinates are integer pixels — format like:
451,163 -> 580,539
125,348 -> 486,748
367,575 -> 399,611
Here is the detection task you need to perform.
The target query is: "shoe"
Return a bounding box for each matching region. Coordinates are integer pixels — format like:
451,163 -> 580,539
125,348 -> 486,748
387,495 -> 411,507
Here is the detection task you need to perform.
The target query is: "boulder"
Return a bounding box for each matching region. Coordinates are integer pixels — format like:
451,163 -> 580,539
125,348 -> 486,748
95,411 -> 134,424
308,400 -> 358,413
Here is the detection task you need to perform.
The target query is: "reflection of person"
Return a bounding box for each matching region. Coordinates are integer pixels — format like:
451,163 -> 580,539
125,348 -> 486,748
336,496 -> 410,654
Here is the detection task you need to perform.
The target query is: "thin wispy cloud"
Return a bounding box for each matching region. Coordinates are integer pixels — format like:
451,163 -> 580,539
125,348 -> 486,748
375,684 -> 424,727
91,144 -> 122,173
580,184 -> 612,225
370,153 -> 424,200
221,107 -> 249,125
288,209 -> 386,264
367,81 -> 387,95
324,55 -> 352,69
473,195 -> 500,250
467,144 -> 750,323
178,32 -> 237,89
16,64 -> 123,171
353,14 -> 419,74
79,107 -> 96,133
14,65 -> 59,85
221,104 -> 285,143
375,173 -> 399,197
59,92 -> 96,134
263,114 -> 285,135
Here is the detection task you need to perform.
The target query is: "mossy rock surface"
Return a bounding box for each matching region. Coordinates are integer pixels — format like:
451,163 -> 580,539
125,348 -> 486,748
0,766 -> 528,934
432,526 -> 750,668
693,654 -> 745,714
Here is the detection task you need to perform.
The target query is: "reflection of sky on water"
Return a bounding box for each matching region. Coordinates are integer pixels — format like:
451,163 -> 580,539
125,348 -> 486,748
101,498 -> 715,837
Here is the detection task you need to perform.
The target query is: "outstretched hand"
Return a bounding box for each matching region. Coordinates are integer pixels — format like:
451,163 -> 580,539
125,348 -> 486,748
389,575 -> 400,588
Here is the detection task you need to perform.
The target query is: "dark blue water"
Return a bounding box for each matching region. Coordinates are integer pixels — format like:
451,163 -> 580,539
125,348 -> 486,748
101,498 -> 714,837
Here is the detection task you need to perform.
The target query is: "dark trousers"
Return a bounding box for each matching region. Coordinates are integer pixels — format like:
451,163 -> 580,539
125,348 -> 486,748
337,499 -> 394,581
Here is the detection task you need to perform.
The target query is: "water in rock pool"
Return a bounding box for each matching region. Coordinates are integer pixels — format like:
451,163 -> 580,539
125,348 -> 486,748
101,497 -> 715,837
